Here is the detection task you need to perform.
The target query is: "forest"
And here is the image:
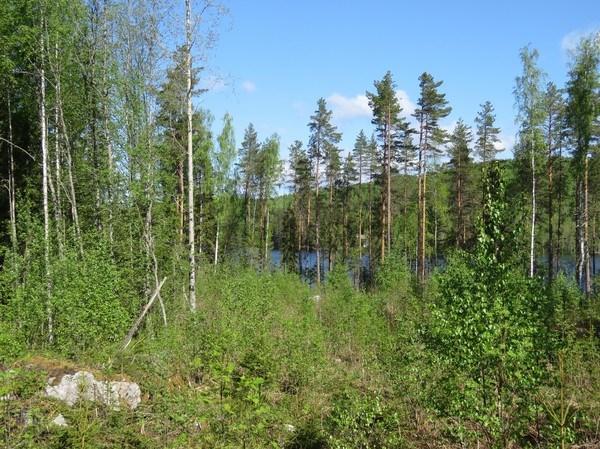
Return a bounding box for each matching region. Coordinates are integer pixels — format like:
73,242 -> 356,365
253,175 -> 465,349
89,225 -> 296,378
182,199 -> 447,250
1,0 -> 600,448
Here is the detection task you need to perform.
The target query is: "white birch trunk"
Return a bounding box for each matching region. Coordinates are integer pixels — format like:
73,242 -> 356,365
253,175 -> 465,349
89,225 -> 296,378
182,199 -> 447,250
185,0 -> 196,311
214,220 -> 219,270
7,96 -> 17,251
530,140 -> 536,278
40,15 -> 53,343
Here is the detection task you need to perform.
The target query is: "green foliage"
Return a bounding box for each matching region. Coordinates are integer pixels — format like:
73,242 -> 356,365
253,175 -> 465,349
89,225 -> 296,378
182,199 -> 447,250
374,249 -> 412,292
0,321 -> 23,363
428,163 -> 555,447
2,234 -> 134,355
327,391 -> 404,449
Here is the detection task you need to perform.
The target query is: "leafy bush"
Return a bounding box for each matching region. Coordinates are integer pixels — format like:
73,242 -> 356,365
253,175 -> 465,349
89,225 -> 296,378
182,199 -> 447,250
326,390 -> 404,448
374,250 -> 412,293
2,236 -> 134,355
427,163 -> 555,447
0,320 -> 23,363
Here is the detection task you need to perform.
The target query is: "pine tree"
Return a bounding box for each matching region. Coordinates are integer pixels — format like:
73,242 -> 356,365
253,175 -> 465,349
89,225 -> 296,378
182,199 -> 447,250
397,132 -> 417,260
447,119 -> 473,248
542,82 -> 565,282
288,140 -> 311,274
324,140 -> 341,269
352,130 -> 369,268
307,98 -> 341,286
413,72 -> 452,284
340,153 -> 358,261
474,101 -> 502,163
367,71 -> 410,262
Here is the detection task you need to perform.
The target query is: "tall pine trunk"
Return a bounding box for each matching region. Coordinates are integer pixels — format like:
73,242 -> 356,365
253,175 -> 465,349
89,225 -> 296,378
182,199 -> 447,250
546,117 -> 554,283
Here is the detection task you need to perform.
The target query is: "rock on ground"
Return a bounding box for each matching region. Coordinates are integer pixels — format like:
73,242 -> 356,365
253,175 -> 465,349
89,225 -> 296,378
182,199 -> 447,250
51,414 -> 68,427
45,371 -> 141,410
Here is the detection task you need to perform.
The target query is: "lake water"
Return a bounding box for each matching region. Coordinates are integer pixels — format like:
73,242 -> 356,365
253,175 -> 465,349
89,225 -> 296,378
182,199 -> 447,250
270,250 -> 600,285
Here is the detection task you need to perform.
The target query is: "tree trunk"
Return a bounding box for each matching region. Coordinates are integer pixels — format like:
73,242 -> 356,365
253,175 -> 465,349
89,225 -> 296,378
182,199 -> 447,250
556,144 -> 563,276
367,167 -> 373,279
214,220 -> 219,269
264,206 -> 270,270
386,111 -> 392,256
144,202 -> 167,326
122,277 -> 167,349
7,96 -> 17,252
357,152 -> 363,277
40,14 -> 53,343
417,119 -> 427,285
101,1 -> 114,249
315,154 -> 321,286
547,116 -> 554,283
403,160 -> 409,259
584,155 -> 591,295
177,160 -> 185,243
185,0 -> 196,312
52,45 -> 65,256
529,140 -> 536,278
576,178 -> 584,289
56,78 -> 84,256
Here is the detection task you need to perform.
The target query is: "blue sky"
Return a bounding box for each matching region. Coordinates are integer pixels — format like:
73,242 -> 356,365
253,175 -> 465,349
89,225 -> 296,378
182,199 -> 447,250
197,0 -> 599,166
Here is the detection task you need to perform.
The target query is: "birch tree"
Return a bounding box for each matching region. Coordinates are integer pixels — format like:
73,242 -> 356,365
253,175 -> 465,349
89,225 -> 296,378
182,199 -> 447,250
514,46 -> 545,278
185,0 -> 196,311
213,112 -> 236,268
566,34 -> 600,294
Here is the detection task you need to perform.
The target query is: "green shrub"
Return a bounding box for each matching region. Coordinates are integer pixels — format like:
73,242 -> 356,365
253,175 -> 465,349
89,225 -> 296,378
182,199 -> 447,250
427,163 -> 555,447
2,236 -> 134,355
0,320 -> 23,363
326,390 -> 404,448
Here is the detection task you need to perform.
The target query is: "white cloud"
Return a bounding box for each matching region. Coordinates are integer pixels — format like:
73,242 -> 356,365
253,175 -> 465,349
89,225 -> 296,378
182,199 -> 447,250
498,133 -> 515,158
327,93 -> 371,119
561,27 -> 600,54
395,89 -> 416,117
327,89 -> 416,121
241,80 -> 256,93
440,120 -> 457,135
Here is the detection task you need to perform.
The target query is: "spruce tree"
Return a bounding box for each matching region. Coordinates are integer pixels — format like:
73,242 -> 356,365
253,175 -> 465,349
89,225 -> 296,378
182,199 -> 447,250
238,123 -> 260,245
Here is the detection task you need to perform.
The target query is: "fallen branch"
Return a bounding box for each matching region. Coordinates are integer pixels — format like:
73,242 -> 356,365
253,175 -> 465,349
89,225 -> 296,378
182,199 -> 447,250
122,277 -> 167,349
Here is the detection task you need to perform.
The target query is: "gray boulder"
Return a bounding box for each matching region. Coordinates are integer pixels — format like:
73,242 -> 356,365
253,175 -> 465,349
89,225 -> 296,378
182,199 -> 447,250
46,371 -> 141,410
